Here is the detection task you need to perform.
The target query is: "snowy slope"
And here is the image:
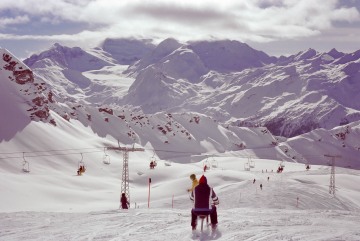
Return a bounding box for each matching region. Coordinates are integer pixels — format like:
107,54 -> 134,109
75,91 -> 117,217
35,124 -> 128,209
1,153 -> 360,240
2,46 -> 360,240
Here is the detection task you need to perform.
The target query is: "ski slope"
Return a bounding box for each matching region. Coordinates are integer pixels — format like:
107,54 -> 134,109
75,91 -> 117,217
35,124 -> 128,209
1,154 -> 360,241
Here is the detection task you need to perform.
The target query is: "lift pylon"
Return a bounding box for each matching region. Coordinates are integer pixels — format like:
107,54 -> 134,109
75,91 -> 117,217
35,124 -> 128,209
324,154 -> 341,196
107,144 -> 144,207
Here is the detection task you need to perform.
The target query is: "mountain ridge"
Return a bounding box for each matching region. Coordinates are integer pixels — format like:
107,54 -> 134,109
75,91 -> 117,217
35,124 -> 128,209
1,39 -> 360,169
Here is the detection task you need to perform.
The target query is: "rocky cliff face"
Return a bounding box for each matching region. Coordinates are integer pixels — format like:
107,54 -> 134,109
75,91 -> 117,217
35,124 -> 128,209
1,48 -> 55,125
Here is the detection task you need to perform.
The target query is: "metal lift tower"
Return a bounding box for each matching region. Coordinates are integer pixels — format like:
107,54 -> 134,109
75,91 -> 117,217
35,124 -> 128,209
108,145 -> 144,207
324,154 -> 341,196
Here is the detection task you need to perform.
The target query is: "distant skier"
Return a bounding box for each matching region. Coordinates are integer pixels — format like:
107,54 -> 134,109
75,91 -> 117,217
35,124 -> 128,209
121,193 -> 130,209
260,184 -> 263,190
267,176 -> 270,181
190,175 -> 219,230
253,178 -> 256,184
187,174 -> 199,192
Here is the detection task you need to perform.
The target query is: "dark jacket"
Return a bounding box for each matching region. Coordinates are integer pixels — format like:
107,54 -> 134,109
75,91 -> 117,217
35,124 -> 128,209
121,194 -> 129,209
190,175 -> 219,209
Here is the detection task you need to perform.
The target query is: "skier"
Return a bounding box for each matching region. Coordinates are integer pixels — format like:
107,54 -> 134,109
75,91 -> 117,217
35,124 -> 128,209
121,193 -> 130,209
190,175 -> 219,230
187,174 -> 199,192
253,178 -> 256,184
260,184 -> 263,190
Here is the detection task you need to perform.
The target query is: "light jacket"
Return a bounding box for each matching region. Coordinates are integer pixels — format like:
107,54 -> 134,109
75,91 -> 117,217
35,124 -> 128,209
188,178 -> 199,192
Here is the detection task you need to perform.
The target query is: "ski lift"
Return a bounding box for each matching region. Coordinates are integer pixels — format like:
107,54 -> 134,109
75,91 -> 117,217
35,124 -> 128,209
277,161 -> 285,173
203,157 -> 211,171
22,152 -> 30,173
150,152 -> 157,169
77,153 -> 86,175
249,156 -> 255,168
279,161 -> 285,168
244,162 -> 250,171
103,147 -> 111,165
210,156 -> 218,168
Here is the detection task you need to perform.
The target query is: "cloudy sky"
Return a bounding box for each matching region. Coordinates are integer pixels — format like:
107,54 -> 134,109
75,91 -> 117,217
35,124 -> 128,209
0,0 -> 359,59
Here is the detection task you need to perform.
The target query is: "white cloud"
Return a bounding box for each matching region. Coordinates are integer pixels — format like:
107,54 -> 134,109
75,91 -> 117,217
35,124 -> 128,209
0,15 -> 30,28
0,0 -> 359,50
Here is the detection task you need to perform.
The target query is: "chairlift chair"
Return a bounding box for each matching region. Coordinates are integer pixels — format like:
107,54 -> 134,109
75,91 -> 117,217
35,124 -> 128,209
77,153 -> 86,175
150,156 -> 157,169
210,156 -> 218,168
103,148 -> 111,165
22,153 -> 30,173
244,162 -> 250,171
22,161 -> 30,173
203,158 -> 211,171
249,157 -> 255,168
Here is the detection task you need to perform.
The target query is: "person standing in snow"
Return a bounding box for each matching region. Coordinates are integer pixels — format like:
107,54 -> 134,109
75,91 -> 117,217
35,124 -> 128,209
187,174 -> 199,192
260,184 -> 263,190
190,175 -> 219,230
121,193 -> 130,209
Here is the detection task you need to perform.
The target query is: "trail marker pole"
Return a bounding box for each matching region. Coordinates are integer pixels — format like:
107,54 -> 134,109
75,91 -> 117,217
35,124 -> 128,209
296,197 -> 299,208
324,154 -> 341,196
148,178 -> 151,208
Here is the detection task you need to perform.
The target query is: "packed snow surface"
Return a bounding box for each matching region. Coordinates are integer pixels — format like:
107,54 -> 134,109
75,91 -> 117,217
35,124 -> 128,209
1,147 -> 360,240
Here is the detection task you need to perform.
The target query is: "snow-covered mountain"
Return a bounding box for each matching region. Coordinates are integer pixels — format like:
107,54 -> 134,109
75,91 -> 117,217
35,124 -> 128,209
2,40 -> 360,241
23,39 -> 360,139
124,41 -> 360,138
101,38 -> 156,65
2,39 -> 360,168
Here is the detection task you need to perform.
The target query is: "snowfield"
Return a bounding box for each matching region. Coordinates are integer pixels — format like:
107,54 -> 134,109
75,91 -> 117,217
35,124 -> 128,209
1,152 -> 360,240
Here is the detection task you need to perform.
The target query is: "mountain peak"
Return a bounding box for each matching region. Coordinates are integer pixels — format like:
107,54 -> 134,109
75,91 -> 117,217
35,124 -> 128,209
188,39 -> 275,72
327,48 -> 344,59
101,38 -> 155,65
24,44 -> 111,71
157,38 -> 181,48
294,48 -> 317,61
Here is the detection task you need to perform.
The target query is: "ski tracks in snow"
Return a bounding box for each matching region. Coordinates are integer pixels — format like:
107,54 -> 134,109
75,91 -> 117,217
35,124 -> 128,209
1,208 -> 360,241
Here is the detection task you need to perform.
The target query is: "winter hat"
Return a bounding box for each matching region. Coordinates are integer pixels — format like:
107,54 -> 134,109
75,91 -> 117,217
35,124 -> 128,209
199,175 -> 207,184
